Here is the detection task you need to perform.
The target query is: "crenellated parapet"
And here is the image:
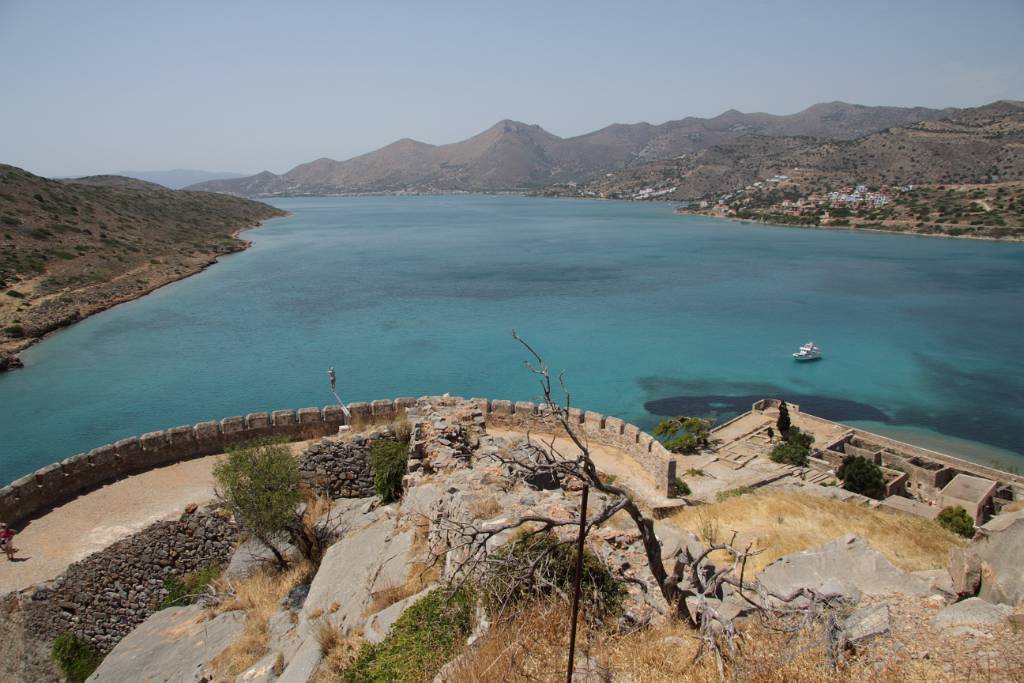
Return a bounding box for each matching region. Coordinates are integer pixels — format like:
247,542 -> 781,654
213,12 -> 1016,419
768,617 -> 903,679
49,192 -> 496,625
471,397 -> 676,494
0,395 -> 676,528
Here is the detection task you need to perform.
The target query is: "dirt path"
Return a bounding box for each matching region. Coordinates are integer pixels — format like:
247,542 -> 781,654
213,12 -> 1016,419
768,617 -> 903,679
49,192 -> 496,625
487,428 -> 673,508
0,441 -> 311,594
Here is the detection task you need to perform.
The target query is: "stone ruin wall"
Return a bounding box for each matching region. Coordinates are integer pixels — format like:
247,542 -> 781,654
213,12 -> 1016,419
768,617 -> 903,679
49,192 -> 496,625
20,505 -> 239,653
475,398 -> 674,490
1,395 -> 673,529
0,398 -> 419,529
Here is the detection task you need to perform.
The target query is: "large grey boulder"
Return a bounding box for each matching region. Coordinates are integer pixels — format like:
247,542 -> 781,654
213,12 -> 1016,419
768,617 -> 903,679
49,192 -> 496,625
973,511 -> 1024,606
757,535 -> 930,602
843,604 -> 891,646
301,515 -> 415,632
88,605 -> 244,682
931,597 -> 1011,630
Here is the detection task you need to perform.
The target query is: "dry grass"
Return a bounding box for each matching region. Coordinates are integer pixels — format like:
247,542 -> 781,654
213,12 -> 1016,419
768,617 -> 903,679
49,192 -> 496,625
309,621 -> 363,683
468,495 -> 503,520
446,599 -> 1009,683
666,491 -> 963,574
348,407 -> 409,437
209,560 -> 311,679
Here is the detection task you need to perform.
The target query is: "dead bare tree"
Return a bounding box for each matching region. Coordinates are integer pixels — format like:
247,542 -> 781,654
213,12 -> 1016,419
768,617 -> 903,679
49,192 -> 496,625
431,332 -> 855,675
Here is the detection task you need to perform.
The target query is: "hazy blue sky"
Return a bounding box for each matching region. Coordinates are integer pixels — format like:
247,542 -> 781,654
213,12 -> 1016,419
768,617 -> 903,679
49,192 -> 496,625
2,0 -> 1022,177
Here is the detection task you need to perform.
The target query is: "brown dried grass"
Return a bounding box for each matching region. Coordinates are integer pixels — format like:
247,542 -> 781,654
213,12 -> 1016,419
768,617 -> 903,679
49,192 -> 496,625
309,621 -> 363,683
667,491 -> 963,573
209,559 -> 311,678
445,601 -> 981,683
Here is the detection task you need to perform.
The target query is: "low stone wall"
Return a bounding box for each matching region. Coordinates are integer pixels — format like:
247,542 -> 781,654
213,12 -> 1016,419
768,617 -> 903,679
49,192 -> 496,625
299,432 -> 393,499
474,398 -> 675,494
22,505 -> 238,653
0,399 -> 419,529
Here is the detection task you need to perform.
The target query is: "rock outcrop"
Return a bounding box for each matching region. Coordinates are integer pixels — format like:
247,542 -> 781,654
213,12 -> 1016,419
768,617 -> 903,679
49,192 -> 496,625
757,534 -> 931,600
86,605 -> 245,682
948,510 -> 1024,606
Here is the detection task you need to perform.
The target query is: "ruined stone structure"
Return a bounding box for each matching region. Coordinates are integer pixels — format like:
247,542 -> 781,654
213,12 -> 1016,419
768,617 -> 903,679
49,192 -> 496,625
748,399 -> 1024,523
299,433 -> 385,499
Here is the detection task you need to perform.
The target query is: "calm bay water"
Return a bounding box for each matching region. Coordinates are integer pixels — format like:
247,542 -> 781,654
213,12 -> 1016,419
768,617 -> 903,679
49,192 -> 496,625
1,195 -> 1023,483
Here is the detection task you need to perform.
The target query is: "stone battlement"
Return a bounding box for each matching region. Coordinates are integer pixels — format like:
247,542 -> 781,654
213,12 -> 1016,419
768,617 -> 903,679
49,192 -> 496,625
0,396 -> 674,528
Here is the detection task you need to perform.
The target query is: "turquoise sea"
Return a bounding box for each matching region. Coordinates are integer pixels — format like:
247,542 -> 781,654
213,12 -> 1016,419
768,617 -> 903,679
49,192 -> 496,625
1,196 -> 1023,483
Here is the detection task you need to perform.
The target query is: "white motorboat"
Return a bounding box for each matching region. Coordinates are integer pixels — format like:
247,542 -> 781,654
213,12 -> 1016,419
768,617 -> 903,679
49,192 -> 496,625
793,342 -> 822,361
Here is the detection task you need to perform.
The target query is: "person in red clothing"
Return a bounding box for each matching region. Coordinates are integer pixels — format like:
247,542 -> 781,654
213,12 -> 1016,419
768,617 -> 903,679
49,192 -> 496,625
0,523 -> 16,560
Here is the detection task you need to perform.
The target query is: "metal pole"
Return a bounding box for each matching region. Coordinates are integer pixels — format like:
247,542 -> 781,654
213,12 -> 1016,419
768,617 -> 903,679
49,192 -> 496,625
566,484 -> 589,683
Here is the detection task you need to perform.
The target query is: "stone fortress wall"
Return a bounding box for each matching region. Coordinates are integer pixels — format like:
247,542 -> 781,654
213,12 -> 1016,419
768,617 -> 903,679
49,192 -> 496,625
1,397 -> 675,529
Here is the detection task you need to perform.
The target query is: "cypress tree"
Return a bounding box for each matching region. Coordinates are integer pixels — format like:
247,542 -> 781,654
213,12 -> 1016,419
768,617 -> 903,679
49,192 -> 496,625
776,400 -> 791,436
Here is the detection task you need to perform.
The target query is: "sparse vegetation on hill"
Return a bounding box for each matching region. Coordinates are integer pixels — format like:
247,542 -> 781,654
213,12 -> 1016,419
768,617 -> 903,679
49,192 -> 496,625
189,102 -> 952,197
667,490 -> 962,574
552,101 -> 1024,239
0,163 -> 284,369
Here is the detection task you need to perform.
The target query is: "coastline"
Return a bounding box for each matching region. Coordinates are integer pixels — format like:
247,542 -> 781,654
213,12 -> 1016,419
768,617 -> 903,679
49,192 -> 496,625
671,208 -> 1024,243
0,212 -> 288,373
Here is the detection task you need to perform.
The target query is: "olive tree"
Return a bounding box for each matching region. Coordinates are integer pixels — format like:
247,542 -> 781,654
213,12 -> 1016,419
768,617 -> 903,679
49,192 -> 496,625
214,438 -> 301,568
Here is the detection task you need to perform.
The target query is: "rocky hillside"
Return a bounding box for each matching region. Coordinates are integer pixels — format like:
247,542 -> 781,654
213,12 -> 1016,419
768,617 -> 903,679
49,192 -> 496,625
0,164 -> 285,370
555,101 -> 1024,202
188,103 -> 954,196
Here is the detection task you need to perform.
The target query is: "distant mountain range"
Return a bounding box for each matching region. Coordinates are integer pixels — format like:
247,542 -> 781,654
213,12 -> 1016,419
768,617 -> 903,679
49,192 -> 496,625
559,100 -> 1024,201
109,169 -> 247,190
187,102 -> 957,196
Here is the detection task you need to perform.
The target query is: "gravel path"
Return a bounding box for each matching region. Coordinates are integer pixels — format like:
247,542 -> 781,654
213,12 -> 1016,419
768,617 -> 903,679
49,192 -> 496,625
0,441 -> 312,594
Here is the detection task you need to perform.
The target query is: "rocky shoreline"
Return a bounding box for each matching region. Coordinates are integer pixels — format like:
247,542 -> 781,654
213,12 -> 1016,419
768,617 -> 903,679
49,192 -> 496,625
0,217 -> 282,373
672,207 -> 1024,242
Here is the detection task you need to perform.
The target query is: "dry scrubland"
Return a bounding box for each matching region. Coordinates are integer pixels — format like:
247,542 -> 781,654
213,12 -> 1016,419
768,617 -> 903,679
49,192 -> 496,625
197,490 -> 992,683
665,490 -> 964,574
0,164 -> 283,368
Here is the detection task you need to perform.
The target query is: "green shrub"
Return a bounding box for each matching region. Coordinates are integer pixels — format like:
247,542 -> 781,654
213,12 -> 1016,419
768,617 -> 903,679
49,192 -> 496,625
937,506 -> 975,538
481,532 -> 625,618
342,586 -> 474,683
52,632 -> 102,683
5,289 -> 25,298
3,325 -> 25,338
716,486 -> 756,502
769,426 -> 814,466
837,455 -> 886,499
769,441 -> 809,466
159,563 -> 222,609
654,416 -> 713,453
674,477 -> 691,497
784,427 -> 814,450
370,439 -> 408,503
214,438 -> 300,566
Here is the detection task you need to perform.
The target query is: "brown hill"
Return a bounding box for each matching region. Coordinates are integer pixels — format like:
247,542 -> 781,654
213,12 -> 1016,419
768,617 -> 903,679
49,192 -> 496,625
0,165 -> 284,369
189,103 -> 954,196
563,101 -> 1024,201
60,175 -> 168,191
